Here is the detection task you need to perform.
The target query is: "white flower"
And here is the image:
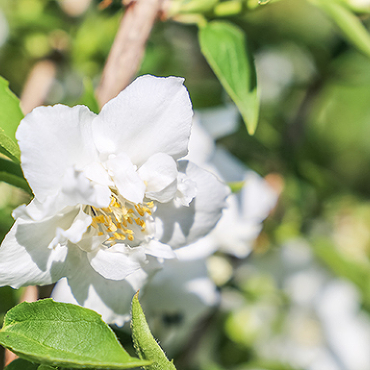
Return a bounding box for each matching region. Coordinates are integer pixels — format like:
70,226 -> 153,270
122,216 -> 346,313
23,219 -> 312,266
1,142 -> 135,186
0,75 -> 229,324
179,110 -> 278,259
53,254 -> 219,352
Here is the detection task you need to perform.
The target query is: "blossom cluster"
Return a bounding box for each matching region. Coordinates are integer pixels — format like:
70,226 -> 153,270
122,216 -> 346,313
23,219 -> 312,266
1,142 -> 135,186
0,75 -> 277,341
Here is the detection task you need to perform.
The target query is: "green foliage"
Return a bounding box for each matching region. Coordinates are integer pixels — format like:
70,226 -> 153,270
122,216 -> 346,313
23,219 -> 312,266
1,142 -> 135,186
199,21 -> 259,135
228,181 -> 245,193
311,0 -> 370,59
4,358 -> 39,370
37,365 -> 57,370
0,157 -> 31,194
171,0 -> 219,14
131,292 -> 177,370
0,77 -> 23,162
0,299 -> 150,369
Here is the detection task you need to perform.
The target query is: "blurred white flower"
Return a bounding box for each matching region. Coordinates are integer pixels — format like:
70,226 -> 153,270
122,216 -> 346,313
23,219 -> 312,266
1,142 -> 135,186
248,240 -> 370,370
180,110 -> 278,259
139,255 -> 219,355
0,75 -> 229,325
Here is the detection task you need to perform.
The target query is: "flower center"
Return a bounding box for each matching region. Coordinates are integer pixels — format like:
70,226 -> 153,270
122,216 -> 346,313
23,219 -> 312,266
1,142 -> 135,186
89,194 -> 154,247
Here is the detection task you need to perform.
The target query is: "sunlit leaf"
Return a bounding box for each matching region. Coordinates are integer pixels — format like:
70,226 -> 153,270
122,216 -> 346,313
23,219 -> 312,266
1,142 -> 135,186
0,77 -> 23,162
0,299 -> 150,369
199,21 -> 259,135
131,292 -> 176,370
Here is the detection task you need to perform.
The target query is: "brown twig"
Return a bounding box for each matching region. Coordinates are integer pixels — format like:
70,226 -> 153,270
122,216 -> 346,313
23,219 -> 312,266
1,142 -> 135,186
96,0 -> 164,107
20,60 -> 57,115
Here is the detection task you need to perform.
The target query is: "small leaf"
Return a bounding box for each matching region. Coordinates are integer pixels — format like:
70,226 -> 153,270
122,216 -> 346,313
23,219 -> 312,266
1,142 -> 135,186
4,358 -> 39,370
199,21 -> 259,134
0,157 -> 32,194
0,299 -> 150,369
0,128 -> 21,162
311,0 -> 370,59
37,365 -> 57,370
0,77 -> 24,162
174,0 -> 218,14
131,292 -> 177,370
228,181 -> 245,193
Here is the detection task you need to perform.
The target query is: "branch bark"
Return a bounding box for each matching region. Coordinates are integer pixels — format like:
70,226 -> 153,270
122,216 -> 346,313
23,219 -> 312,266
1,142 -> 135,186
96,0 -> 164,107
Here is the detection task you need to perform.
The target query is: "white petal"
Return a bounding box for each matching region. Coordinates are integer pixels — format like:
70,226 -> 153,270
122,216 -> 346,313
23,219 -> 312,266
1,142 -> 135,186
138,153 -> 178,193
107,153 -> 145,204
140,258 -> 219,354
174,237 -> 217,261
61,167 -> 111,209
144,239 -> 176,259
0,212 -> 77,288
211,146 -> 246,182
14,170 -> 110,221
241,171 -> 278,222
16,104 -> 97,201
138,153 -> 178,203
52,254 -> 160,326
154,160 -> 229,249
87,245 -> 146,280
174,172 -> 197,207
93,75 -> 193,166
52,273 -> 134,327
50,208 -> 92,248
197,103 -> 239,139
185,116 -> 215,166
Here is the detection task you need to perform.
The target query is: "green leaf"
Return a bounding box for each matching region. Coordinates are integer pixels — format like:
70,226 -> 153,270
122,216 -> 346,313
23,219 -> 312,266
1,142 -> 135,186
0,157 -> 32,194
37,365 -> 57,370
199,21 -> 259,135
77,78 -> 100,114
172,0 -> 219,14
228,181 -> 245,193
4,358 -> 39,370
131,292 -> 177,370
0,299 -> 151,369
311,0 -> 370,59
0,77 -> 24,162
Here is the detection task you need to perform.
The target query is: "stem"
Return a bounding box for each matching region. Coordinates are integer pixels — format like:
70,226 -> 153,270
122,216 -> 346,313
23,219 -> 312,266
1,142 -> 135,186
96,0 -> 164,108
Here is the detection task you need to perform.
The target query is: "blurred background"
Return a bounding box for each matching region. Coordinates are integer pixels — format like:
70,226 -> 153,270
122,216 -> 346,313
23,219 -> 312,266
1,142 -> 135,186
2,0 -> 370,369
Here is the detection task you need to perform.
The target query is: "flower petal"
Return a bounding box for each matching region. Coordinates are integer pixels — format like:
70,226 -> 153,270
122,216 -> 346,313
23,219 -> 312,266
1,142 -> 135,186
185,117 -> 215,166
87,244 -> 146,280
144,239 -> 176,259
241,170 -> 278,222
93,75 -> 193,166
0,210 -> 79,288
138,153 -> 178,203
197,103 -> 239,139
16,104 -> 97,201
52,273 -> 134,327
50,207 -> 92,248
140,258 -> 219,354
52,254 -> 161,326
107,153 -> 145,204
154,160 -> 229,249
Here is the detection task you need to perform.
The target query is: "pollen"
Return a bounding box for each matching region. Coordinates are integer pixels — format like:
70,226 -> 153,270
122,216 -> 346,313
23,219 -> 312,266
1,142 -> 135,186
89,194 -> 154,247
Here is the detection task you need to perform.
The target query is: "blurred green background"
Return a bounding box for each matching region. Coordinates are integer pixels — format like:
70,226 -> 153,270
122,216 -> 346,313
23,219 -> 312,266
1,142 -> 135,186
2,0 -> 370,369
